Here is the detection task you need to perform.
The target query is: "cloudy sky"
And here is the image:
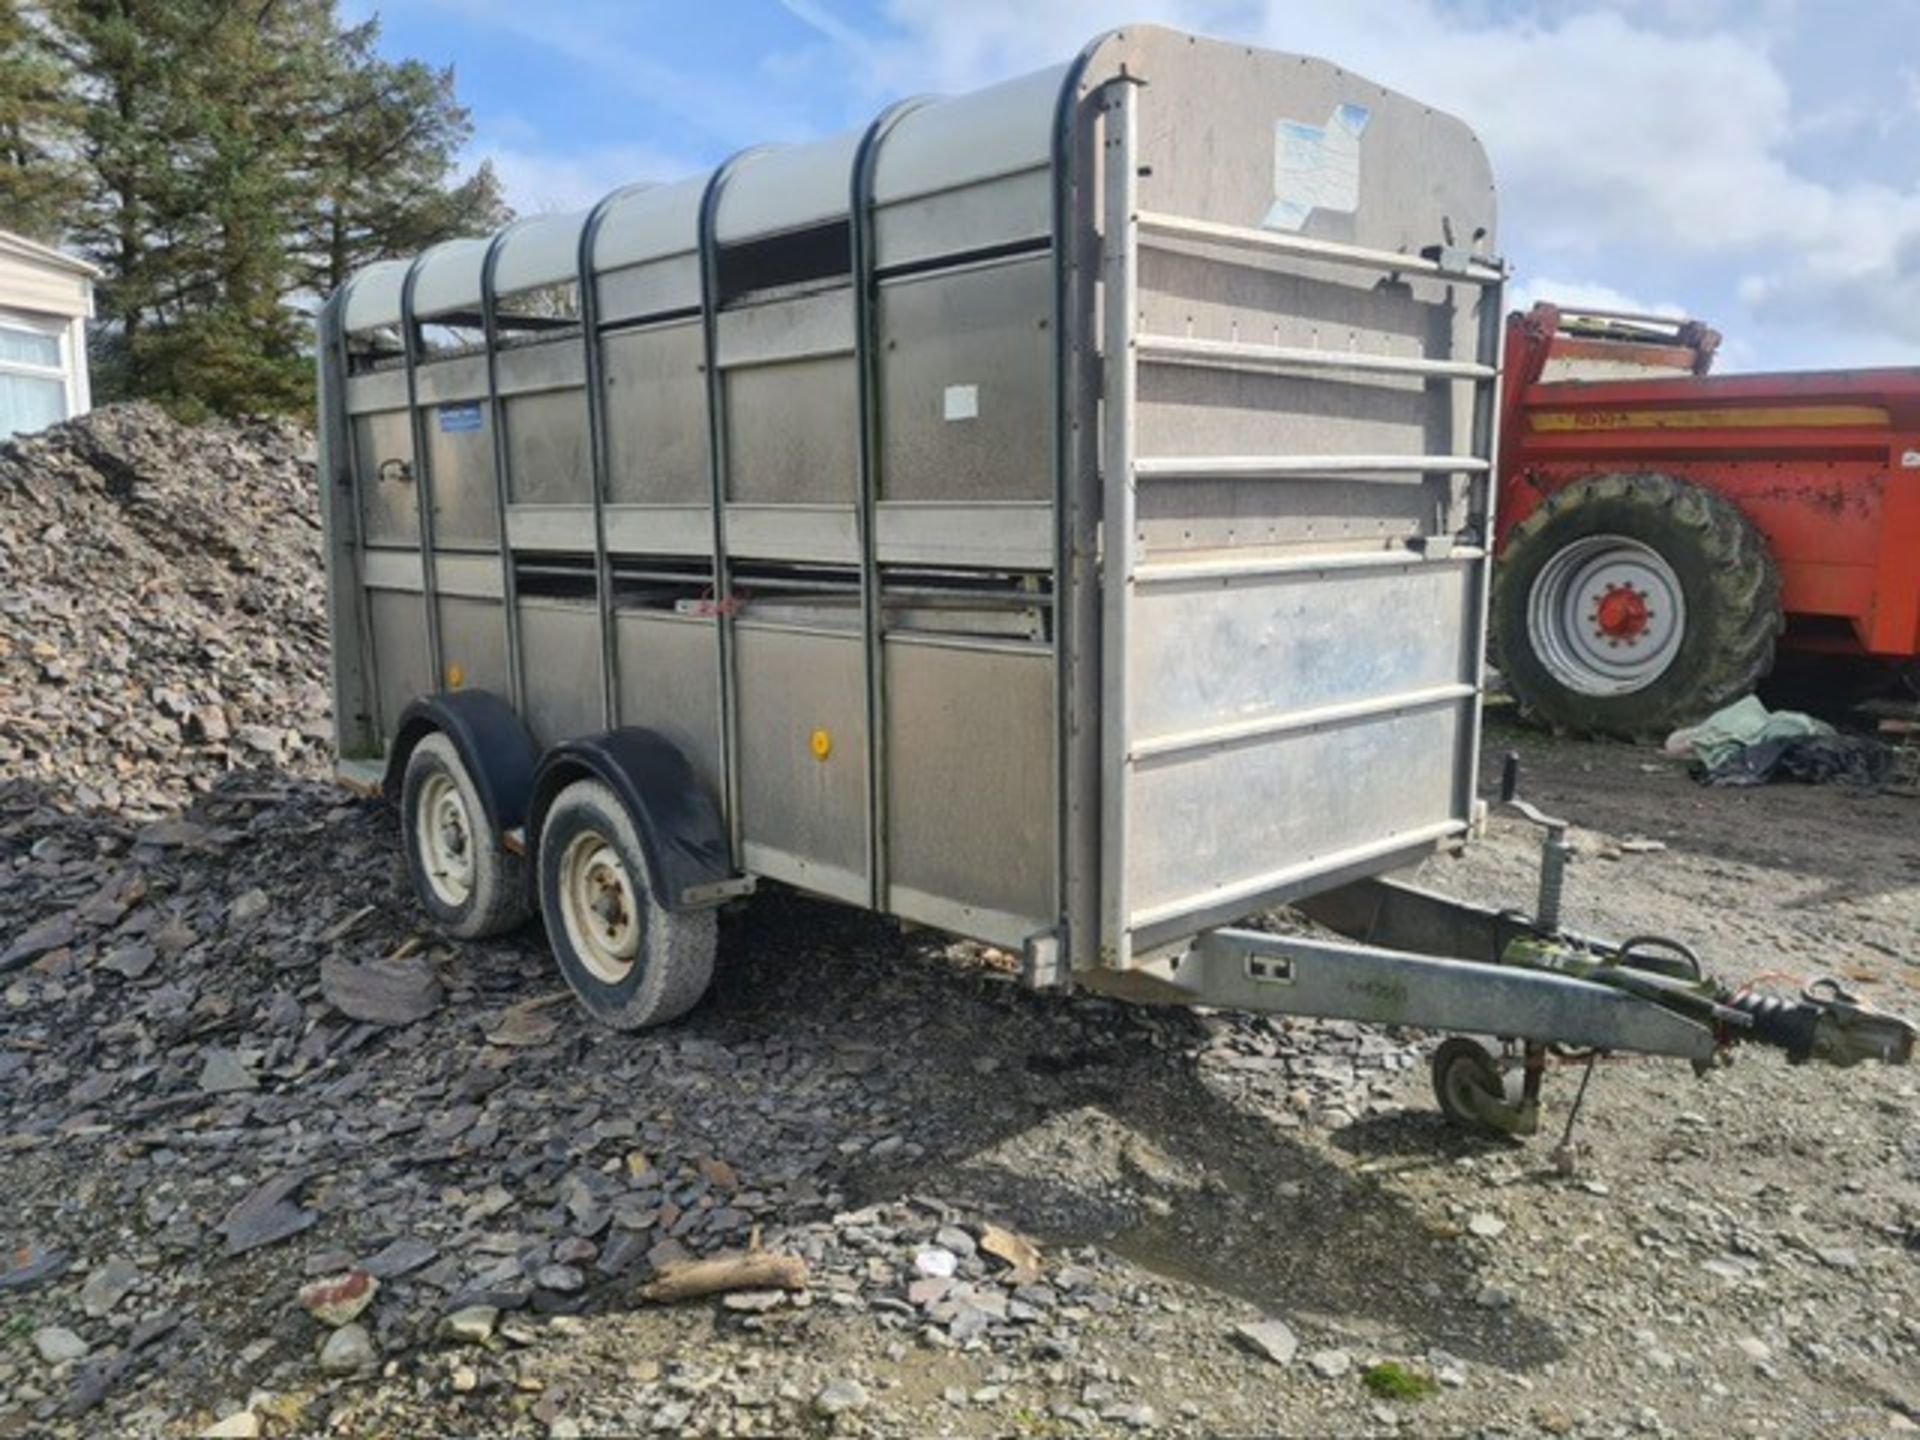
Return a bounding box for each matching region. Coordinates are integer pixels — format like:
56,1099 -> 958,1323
353,0 -> 1920,372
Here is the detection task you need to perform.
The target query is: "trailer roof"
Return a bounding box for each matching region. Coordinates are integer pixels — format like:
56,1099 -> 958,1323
332,29 -> 1493,335
334,55 -> 1070,333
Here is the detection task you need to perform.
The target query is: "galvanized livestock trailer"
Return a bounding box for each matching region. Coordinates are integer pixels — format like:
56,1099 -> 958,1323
317,25 -> 1911,1138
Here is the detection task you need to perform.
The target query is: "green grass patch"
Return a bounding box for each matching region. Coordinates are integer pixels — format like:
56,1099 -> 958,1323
1362,1362 -> 1440,1402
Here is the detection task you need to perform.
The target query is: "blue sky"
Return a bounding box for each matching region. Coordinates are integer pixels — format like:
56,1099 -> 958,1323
349,0 -> 1920,372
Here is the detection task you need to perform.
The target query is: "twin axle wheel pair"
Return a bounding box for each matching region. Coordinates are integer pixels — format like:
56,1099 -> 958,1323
397,733 -> 715,1030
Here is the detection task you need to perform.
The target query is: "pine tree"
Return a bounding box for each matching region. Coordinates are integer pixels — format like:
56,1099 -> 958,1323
47,0 -> 511,418
49,0 -> 205,406
0,0 -> 85,243
301,18 -> 511,299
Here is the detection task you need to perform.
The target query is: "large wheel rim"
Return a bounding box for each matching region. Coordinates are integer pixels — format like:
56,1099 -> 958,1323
558,829 -> 643,985
416,771 -> 475,907
1526,534 -> 1686,696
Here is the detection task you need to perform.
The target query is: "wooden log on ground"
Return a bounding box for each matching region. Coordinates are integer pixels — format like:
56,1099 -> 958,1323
638,1250 -> 809,1303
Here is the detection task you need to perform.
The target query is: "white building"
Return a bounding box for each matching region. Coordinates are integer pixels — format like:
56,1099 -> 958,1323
0,228 -> 98,442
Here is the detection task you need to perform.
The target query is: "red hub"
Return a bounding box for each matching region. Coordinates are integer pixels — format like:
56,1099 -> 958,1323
1594,583 -> 1650,643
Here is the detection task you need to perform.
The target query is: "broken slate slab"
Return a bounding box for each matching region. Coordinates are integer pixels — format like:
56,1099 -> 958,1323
81,1257 -> 143,1317
1235,1318 -> 1299,1366
58,1311 -> 179,1418
320,953 -> 442,1026
1308,1348 -> 1352,1379
134,818 -> 217,850
198,1048 -> 258,1094
485,994 -> 562,1048
362,1236 -> 438,1281
440,1305 -> 499,1345
0,1242 -> 70,1292
218,1172 -> 317,1255
1,912 -> 78,972
100,943 -> 158,981
228,888 -> 270,927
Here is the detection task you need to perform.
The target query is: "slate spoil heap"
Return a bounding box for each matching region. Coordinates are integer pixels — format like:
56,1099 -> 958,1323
0,403 -> 330,817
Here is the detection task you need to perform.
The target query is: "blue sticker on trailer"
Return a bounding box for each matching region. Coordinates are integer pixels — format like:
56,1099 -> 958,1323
438,403 -> 483,433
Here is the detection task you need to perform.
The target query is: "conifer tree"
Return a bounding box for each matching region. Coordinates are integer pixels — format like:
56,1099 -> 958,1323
0,1 -> 84,243
44,0 -> 510,416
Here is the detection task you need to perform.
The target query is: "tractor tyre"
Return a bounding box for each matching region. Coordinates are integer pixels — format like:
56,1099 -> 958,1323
1494,472 -> 1782,740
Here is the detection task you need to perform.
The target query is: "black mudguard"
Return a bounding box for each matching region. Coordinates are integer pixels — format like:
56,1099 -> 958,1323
527,729 -> 735,914
382,691 -> 540,834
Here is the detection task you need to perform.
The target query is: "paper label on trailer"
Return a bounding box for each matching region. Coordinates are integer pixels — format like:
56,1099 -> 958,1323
943,384 -> 980,422
1264,102 -> 1370,232
439,403 -> 483,433
1902,449 -> 1920,469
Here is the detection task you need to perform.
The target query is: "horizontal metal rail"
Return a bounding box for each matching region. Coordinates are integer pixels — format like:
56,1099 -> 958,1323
1135,454 -> 1490,481
1130,682 -> 1476,763
1129,817 -> 1467,936
1136,210 -> 1503,285
1136,334 -> 1494,382
1135,546 -> 1485,587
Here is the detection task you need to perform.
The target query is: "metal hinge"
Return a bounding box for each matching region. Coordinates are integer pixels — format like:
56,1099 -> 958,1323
1421,243 -> 1495,279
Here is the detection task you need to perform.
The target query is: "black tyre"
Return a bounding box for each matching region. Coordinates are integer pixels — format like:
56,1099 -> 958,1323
1494,472 -> 1781,738
1431,1038 -> 1534,1137
537,778 -> 716,1031
400,732 -> 532,939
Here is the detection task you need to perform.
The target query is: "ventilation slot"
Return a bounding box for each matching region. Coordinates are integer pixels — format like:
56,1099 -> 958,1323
716,220 -> 852,305
514,552 -> 597,601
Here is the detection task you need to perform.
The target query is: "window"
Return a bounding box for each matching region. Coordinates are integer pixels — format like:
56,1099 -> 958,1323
0,317 -> 70,441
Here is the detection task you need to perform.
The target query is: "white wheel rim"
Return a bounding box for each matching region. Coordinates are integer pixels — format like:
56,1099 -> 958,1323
416,771 -> 475,907
1526,534 -> 1686,696
558,830 -> 643,985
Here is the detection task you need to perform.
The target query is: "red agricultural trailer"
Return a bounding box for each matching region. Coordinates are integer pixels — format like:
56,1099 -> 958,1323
1493,303 -> 1920,736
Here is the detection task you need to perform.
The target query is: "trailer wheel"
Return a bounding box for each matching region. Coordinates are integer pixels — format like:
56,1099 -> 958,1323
400,732 -> 532,939
1431,1038 -> 1524,1137
536,778 -> 716,1031
1495,472 -> 1781,739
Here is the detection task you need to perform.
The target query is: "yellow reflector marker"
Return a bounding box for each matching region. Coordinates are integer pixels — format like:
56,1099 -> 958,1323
810,728 -> 832,761
446,663 -> 465,689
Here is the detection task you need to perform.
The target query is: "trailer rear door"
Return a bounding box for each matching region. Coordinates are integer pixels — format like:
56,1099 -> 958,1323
1085,43 -> 1502,964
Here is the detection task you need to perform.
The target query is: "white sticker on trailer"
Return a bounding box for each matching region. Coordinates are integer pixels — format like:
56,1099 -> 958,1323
1902,449 -> 1920,469
943,384 -> 979,421
1264,102 -> 1370,232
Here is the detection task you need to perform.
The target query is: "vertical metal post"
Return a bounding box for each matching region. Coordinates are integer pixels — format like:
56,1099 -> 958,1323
479,223 -> 528,713
580,190 -> 649,731
850,98 -> 928,913
1097,78 -> 1141,969
1051,43 -> 1108,977
697,150 -> 767,865
321,292 -> 383,754
399,255 -> 446,693
1458,266 -> 1509,824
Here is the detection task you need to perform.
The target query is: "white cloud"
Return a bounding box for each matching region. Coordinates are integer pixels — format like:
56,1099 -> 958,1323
480,136 -> 702,216
859,0 -> 1920,355
431,0 -> 1920,360
1507,277 -> 1687,320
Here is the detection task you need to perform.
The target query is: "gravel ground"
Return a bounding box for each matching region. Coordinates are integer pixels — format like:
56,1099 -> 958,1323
2,724 -> 1915,1439
1,410 -> 1914,1437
